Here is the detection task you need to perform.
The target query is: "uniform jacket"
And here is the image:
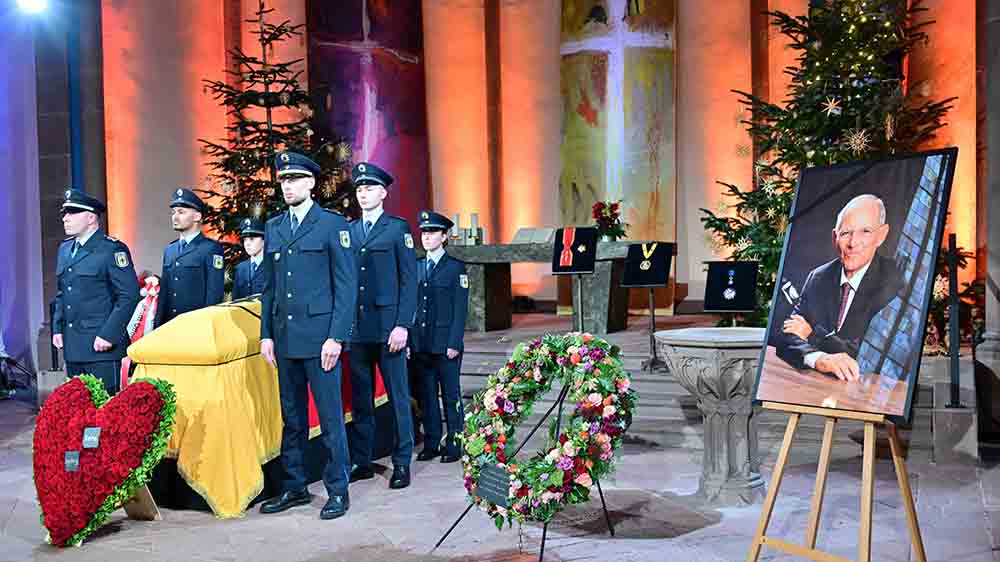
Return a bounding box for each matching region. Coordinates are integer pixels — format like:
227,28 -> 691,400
776,254 -> 905,370
350,213 -> 418,343
260,203 -> 358,358
232,257 -> 266,300
52,230 -> 140,362
410,253 -> 469,354
156,232 -> 225,326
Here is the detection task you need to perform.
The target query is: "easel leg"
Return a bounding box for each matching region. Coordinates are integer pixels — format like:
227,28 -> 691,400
804,417 -> 837,548
538,522 -> 548,562
889,424 -> 927,562
433,503 -> 475,551
595,478 -> 615,537
858,422 -> 876,562
746,413 -> 801,562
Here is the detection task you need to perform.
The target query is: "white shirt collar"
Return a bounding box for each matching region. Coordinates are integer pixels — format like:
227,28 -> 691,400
840,259 -> 873,292
362,206 -> 384,226
76,228 -> 99,247
289,197 -> 314,225
426,247 -> 446,264
179,230 -> 201,245
250,254 -> 264,267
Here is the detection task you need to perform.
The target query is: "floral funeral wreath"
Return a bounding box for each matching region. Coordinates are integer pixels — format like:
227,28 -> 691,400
461,332 -> 637,528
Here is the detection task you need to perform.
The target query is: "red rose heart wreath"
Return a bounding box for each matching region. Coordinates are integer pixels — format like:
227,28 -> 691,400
33,375 -> 176,547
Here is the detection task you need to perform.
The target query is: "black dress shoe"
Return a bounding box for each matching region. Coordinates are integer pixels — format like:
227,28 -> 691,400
417,447 -> 440,461
389,465 -> 410,489
259,489 -> 312,514
439,450 -> 461,464
349,464 -> 375,483
320,495 -> 350,520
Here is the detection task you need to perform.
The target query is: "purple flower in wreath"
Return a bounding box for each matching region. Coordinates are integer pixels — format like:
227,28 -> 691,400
578,346 -> 589,355
590,349 -> 605,361
503,400 -> 515,414
556,356 -> 567,366
590,421 -> 601,434
556,456 -> 573,471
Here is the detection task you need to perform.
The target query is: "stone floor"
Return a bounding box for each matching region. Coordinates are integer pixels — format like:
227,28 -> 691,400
2,398 -> 998,562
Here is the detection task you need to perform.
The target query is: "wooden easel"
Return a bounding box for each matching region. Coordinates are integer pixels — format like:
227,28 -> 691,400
122,485 -> 161,521
746,402 -> 926,562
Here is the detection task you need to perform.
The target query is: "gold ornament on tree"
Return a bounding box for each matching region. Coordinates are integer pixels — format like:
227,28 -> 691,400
822,96 -> 842,117
885,113 -> 895,141
845,128 -> 871,154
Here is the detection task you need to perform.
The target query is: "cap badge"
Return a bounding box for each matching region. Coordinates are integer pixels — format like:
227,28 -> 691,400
358,163 -> 366,172
421,212 -> 429,219
176,188 -> 183,196
65,190 -> 71,199
280,153 -> 290,162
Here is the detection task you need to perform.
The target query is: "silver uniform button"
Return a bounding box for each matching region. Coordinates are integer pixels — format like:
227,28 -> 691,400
287,293 -> 292,298
288,315 -> 293,320
360,286 -> 365,291
68,267 -> 72,272
287,271 -> 292,276
68,323 -> 73,328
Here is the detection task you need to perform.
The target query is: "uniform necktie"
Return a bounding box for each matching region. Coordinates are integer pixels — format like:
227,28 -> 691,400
364,220 -> 372,239
71,241 -> 80,257
426,258 -> 433,277
250,261 -> 257,278
290,213 -> 299,234
836,281 -> 853,331
179,239 -> 187,253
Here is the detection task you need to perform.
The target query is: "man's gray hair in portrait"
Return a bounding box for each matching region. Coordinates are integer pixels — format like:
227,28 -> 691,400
834,194 -> 887,231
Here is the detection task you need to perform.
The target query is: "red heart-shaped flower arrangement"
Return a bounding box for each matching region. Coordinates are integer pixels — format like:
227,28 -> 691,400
33,375 -> 175,546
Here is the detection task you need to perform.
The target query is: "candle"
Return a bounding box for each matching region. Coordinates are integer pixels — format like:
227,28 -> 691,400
470,213 -> 479,231
452,213 -> 460,237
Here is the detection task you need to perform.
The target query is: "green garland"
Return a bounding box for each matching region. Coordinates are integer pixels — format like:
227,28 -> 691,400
461,333 -> 636,528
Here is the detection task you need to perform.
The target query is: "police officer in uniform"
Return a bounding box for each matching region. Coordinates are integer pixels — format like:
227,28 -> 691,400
347,162 -> 418,489
258,151 -> 357,520
410,211 -> 469,463
155,188 -> 225,327
52,189 -> 140,395
232,217 -> 266,300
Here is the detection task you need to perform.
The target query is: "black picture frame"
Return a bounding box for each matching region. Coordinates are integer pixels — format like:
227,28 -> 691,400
751,148 -> 958,424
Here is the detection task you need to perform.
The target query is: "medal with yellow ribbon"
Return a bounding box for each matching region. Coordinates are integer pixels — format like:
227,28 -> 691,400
639,242 -> 657,271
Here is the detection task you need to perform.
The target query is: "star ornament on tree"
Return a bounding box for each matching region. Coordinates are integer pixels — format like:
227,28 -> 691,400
822,96 -> 842,117
845,128 -> 872,154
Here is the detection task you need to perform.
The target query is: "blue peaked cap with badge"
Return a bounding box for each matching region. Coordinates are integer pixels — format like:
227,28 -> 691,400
61,188 -> 106,214
170,187 -> 208,213
275,151 -> 321,178
418,210 -> 454,232
351,162 -> 394,189
240,217 -> 266,237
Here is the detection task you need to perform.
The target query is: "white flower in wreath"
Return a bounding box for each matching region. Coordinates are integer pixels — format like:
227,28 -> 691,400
546,448 -> 561,462
484,389 -> 498,410
533,366 -> 543,382
587,393 -> 602,406
566,345 -> 579,355
602,405 -> 617,418
562,442 -> 576,456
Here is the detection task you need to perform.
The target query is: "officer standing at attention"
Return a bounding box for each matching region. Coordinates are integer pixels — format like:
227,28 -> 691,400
232,217 -> 266,300
155,188 -> 225,327
52,189 -> 140,395
410,211 -> 469,464
258,151 -> 357,520
347,161 -> 418,490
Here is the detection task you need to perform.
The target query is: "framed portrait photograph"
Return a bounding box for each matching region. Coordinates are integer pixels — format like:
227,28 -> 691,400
752,148 -> 958,422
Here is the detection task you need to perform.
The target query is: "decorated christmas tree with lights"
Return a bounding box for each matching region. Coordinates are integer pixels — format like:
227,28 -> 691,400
701,0 -> 954,326
198,0 -> 357,270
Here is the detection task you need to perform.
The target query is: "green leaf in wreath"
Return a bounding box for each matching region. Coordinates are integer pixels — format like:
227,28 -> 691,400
466,436 -> 486,456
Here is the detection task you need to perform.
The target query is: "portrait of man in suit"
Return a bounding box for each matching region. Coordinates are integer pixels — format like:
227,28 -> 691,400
775,194 -> 904,382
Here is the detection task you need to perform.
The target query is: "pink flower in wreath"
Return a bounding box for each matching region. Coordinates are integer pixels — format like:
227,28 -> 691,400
587,393 -> 602,406
602,405 -> 617,419
574,473 -> 593,487
562,441 -> 576,456
616,378 -> 631,393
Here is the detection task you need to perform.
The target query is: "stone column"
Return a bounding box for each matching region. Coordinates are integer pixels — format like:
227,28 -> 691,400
655,327 -> 766,506
979,0 -> 1000,368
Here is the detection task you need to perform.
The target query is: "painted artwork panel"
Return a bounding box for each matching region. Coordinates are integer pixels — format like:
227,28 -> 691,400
624,0 -> 675,34
366,0 -> 423,53
559,50 -> 608,226
623,46 -> 675,241
753,149 -> 958,422
561,0 -> 612,42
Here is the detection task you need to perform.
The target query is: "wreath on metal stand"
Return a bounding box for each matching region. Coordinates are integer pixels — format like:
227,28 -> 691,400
457,332 -> 637,529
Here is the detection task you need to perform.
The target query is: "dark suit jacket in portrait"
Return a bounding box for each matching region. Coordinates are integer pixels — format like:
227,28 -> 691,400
776,254 -> 904,370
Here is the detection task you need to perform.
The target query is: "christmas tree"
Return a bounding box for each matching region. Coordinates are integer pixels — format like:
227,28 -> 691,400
701,0 -> 954,326
198,0 -> 358,272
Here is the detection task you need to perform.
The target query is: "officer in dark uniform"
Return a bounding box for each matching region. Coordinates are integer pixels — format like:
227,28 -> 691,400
410,211 -> 469,463
155,188 -> 225,327
232,217 -> 266,300
258,151 -> 357,520
52,189 -> 140,395
347,161 -> 418,489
